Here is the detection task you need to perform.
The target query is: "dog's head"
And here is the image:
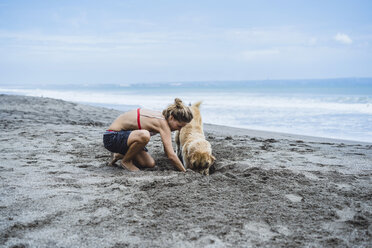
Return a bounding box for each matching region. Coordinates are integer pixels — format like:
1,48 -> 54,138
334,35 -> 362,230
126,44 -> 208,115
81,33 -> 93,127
189,151 -> 216,175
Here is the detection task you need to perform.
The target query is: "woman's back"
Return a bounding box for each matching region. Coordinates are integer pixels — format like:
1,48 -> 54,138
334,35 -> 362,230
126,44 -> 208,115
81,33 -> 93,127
108,109 -> 164,131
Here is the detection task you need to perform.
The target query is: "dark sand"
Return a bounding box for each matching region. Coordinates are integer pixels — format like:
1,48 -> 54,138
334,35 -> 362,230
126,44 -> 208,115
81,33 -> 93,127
0,94 -> 371,247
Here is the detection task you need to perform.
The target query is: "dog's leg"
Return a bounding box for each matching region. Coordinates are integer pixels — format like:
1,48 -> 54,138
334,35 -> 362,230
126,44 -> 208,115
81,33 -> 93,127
109,153 -> 124,166
182,148 -> 189,169
178,150 -> 184,164
175,131 -> 183,163
175,131 -> 180,155
178,147 -> 184,165
201,168 -> 210,176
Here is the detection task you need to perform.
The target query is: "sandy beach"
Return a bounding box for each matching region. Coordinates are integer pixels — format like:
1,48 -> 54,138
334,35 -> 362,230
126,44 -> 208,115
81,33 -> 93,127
0,94 -> 371,247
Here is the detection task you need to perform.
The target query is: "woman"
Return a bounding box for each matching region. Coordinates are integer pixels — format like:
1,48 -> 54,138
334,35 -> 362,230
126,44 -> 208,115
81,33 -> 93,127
103,98 -> 193,172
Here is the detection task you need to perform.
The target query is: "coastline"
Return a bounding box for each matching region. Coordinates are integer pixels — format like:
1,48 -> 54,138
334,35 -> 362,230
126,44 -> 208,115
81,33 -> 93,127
1,82 -> 372,143
1,94 -> 371,247
204,123 -> 372,146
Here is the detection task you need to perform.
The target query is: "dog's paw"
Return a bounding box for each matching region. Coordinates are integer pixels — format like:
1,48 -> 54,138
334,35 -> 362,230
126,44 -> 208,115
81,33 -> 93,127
200,168 -> 210,176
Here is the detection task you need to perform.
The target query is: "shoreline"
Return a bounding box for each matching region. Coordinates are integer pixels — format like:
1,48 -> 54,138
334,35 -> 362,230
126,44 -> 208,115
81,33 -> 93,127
1,94 -> 371,247
1,93 -> 370,145
2,92 -> 372,145
204,123 -> 372,146
1,88 -> 371,143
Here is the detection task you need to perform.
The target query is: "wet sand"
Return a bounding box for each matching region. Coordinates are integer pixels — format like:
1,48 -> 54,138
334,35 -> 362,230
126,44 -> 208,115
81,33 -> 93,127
0,94 -> 371,247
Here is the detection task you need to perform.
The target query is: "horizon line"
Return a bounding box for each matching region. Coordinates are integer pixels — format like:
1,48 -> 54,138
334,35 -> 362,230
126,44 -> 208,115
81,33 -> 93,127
1,76 -> 372,87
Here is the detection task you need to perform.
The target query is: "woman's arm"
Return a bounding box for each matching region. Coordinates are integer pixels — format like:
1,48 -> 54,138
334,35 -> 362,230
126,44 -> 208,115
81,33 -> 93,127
159,128 -> 186,172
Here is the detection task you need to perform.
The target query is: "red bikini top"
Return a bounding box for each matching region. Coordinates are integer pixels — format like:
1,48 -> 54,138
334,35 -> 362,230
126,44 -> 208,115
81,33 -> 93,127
137,108 -> 142,130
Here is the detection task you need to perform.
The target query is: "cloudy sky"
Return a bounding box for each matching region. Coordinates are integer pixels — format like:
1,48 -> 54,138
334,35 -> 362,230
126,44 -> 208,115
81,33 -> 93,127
0,0 -> 371,85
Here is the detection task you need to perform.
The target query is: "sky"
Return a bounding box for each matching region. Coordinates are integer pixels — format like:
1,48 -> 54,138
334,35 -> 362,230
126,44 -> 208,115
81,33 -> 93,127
0,0 -> 372,85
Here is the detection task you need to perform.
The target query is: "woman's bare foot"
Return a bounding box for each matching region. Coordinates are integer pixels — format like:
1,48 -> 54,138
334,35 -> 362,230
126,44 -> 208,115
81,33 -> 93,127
121,160 -> 140,172
108,153 -> 124,166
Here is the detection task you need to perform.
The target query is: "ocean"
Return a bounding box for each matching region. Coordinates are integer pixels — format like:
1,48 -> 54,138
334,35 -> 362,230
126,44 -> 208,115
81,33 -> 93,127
1,78 -> 372,143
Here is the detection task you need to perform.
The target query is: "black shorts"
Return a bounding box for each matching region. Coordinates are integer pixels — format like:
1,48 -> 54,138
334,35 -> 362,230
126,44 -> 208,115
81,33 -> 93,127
103,130 -> 148,155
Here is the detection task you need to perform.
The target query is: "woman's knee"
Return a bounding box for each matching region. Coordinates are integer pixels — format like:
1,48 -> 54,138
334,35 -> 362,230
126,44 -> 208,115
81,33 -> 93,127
135,152 -> 155,168
133,130 -> 150,144
148,158 -> 155,168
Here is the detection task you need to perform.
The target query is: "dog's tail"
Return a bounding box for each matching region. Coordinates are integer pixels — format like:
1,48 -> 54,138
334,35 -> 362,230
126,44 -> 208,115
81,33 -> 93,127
192,101 -> 202,109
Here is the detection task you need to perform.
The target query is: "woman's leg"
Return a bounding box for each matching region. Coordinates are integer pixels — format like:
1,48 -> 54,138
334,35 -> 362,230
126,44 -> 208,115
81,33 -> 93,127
134,150 -> 155,168
108,152 -> 124,166
121,130 -> 151,171
110,150 -> 155,168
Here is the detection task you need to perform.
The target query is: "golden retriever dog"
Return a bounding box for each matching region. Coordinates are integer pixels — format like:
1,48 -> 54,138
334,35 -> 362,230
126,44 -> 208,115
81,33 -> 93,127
175,101 -> 215,175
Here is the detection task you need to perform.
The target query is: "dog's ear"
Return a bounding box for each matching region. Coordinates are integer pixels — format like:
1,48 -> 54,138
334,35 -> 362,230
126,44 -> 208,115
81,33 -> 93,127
189,153 -> 198,169
189,153 -> 196,164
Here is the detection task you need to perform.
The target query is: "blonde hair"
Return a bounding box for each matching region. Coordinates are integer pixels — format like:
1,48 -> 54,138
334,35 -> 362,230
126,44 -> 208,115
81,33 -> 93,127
163,98 -> 193,123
